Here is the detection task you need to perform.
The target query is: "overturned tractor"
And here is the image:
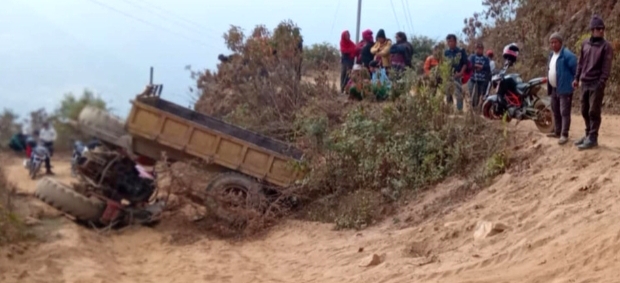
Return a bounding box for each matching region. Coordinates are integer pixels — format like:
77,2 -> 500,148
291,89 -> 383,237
35,84 -> 304,231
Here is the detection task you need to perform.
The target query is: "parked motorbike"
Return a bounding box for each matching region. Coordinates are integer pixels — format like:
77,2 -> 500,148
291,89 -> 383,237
28,145 -> 50,180
71,139 -> 101,177
481,43 -> 554,133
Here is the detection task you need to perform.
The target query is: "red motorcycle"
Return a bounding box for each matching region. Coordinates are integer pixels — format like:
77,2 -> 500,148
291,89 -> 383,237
481,43 -> 554,133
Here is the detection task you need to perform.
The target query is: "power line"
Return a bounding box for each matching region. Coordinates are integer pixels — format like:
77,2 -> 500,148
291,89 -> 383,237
84,0 -> 214,48
329,0 -> 342,38
389,0 -> 401,32
131,0 -> 222,37
117,0 -> 218,38
399,0 -> 412,34
403,0 -> 415,34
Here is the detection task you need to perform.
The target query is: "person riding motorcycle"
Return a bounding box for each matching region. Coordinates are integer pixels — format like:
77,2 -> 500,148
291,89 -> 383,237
24,131 -> 54,175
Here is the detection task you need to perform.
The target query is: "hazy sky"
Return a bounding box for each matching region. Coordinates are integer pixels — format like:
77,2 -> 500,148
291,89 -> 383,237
1,0 -> 483,120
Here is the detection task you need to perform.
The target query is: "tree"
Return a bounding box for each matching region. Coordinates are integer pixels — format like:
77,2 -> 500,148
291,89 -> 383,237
303,42 -> 340,72
410,35 -> 439,74
0,109 -> 21,148
56,89 -> 108,122
53,89 -> 108,151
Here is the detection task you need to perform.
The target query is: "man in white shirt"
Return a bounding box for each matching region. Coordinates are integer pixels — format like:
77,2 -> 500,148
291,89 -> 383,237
39,121 -> 57,157
546,32 -> 577,145
486,50 -> 496,73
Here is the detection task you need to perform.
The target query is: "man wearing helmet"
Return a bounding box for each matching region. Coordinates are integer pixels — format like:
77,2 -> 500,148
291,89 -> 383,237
572,15 -> 614,150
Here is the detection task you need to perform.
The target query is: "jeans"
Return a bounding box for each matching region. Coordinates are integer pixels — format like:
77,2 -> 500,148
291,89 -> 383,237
43,141 -> 54,157
549,87 -> 573,137
580,82 -> 605,142
445,78 -> 463,110
468,80 -> 488,108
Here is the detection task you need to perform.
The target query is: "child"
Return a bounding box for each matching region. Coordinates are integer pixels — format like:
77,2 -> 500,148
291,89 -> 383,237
345,64 -> 371,100
368,60 -> 391,100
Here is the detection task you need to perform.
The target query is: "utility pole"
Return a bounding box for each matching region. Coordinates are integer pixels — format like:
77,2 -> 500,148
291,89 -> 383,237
355,0 -> 362,43
149,66 -> 154,85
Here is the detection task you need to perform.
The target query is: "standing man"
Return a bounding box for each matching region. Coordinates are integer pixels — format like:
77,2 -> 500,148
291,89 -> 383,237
39,121 -> 57,157
546,32 -> 577,145
487,50 -> 496,73
468,42 -> 491,109
444,34 -> 468,111
572,15 -> 614,150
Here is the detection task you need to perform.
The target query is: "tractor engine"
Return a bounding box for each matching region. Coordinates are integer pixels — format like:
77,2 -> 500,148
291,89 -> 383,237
76,146 -> 156,204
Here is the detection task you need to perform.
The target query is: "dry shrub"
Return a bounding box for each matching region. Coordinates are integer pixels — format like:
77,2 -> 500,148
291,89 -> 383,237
295,87 -> 508,229
0,155 -> 23,245
192,20 -> 342,142
463,0 -> 620,112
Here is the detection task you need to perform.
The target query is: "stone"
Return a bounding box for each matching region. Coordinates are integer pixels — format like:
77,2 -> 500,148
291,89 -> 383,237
359,253 -> 385,267
474,221 -> 509,240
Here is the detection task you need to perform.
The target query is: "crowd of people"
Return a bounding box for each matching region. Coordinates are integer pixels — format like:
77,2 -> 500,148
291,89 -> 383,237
339,29 -> 498,108
338,14 -> 613,151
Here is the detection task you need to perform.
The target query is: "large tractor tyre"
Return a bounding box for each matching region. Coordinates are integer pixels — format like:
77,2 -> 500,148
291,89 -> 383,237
204,173 -> 266,228
78,106 -> 128,148
34,177 -> 105,222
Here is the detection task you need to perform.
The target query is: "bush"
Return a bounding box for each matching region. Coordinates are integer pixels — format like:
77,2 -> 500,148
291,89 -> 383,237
0,157 -> 23,245
0,109 -> 21,149
193,20 -> 342,142
303,42 -> 340,73
298,91 -> 506,229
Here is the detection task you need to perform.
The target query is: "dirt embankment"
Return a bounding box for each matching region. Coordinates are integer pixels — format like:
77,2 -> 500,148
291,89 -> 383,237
2,115 -> 620,282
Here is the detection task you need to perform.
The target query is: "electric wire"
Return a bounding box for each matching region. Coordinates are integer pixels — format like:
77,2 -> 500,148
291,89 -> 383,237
84,0 -> 214,48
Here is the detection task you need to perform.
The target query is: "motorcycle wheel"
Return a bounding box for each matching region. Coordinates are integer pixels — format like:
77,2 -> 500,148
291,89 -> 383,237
482,100 -> 512,122
29,162 -> 41,180
533,99 -> 554,133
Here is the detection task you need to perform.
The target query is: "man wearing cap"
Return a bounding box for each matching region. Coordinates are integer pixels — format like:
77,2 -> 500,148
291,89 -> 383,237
546,32 -> 577,145
572,15 -> 614,150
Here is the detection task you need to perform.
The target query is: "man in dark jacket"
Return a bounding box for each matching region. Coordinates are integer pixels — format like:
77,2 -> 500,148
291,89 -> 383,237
572,15 -> 614,150
546,32 -> 577,145
444,34 -> 468,111
468,42 -> 492,109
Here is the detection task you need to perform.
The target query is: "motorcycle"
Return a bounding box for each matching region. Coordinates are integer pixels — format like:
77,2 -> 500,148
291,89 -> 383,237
71,139 -> 101,177
481,62 -> 554,133
28,145 -> 50,180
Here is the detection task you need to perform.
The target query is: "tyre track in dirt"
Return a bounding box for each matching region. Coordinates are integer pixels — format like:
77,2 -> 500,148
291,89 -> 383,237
2,115 -> 620,282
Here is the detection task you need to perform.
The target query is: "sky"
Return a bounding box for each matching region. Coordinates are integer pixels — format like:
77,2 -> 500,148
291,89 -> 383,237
0,0 -> 484,120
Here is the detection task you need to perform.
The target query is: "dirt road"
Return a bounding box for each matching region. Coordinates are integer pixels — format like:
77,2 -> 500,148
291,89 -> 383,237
2,115 -> 620,283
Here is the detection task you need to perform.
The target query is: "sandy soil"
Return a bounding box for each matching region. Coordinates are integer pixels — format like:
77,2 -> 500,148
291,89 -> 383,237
2,115 -> 620,283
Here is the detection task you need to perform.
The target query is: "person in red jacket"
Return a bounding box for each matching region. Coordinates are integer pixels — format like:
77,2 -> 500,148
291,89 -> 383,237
340,30 -> 358,93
